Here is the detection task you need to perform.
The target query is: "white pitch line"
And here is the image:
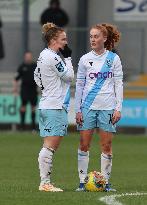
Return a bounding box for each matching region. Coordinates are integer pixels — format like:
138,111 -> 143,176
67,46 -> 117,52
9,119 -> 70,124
99,192 -> 147,205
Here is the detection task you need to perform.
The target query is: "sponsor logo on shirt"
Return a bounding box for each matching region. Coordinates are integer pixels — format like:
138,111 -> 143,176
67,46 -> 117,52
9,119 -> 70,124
89,71 -> 114,79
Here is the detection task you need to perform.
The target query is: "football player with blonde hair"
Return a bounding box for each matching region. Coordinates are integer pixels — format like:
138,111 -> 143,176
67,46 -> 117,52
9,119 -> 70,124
34,22 -> 74,192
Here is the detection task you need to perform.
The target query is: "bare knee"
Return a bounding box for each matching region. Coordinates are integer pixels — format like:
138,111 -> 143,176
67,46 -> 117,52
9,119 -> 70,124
79,131 -> 93,152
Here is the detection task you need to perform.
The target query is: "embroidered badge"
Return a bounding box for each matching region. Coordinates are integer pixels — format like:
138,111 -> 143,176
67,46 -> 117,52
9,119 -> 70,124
55,62 -> 64,72
106,59 -> 113,68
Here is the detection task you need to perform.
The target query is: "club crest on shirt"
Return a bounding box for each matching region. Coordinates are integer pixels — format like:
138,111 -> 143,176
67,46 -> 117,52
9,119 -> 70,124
55,62 -> 64,72
106,58 -> 113,68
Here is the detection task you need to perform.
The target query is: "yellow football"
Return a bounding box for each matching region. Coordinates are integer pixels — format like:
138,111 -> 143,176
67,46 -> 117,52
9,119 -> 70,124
84,171 -> 106,192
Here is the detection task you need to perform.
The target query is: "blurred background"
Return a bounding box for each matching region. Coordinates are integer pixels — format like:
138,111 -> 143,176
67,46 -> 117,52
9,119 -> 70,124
0,0 -> 147,132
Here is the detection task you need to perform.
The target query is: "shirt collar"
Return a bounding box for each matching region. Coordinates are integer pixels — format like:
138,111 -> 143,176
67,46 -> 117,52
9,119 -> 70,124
92,49 -> 107,57
47,47 -> 57,54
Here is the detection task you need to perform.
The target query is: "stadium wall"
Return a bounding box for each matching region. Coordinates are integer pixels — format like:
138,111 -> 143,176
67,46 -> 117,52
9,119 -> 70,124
0,0 -> 147,75
88,0 -> 147,74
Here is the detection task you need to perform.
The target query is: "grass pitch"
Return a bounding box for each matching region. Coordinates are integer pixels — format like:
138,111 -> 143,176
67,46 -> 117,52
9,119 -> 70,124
0,131 -> 147,205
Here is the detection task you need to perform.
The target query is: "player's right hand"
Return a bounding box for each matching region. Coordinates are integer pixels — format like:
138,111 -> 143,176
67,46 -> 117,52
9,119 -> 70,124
76,112 -> 83,126
59,44 -> 72,58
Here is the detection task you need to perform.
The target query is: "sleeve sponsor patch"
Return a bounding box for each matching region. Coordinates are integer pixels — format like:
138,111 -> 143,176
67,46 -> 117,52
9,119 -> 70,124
55,62 -> 64,72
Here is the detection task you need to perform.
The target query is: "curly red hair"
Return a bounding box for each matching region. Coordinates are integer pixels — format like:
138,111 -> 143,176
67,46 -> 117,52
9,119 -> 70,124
91,23 -> 121,50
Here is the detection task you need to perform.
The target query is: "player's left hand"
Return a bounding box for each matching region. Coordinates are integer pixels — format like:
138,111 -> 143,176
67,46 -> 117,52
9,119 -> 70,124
112,110 -> 121,124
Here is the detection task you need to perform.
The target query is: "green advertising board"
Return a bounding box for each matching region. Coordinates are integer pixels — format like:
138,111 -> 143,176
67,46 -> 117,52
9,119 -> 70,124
0,95 -> 39,123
